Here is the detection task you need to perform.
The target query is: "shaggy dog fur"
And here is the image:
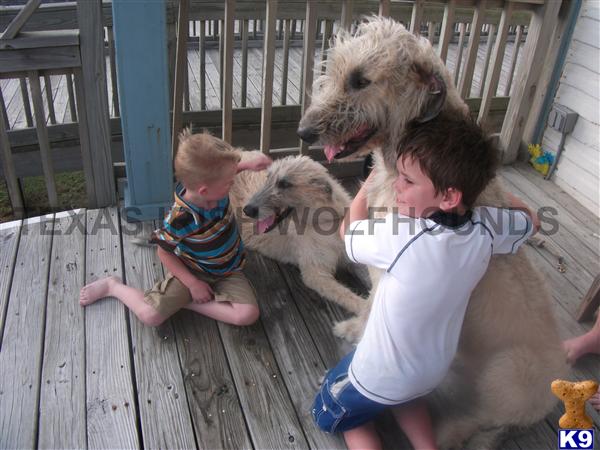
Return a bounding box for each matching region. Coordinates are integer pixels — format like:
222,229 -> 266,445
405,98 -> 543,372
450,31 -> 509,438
230,150 -> 369,314
297,16 -> 568,449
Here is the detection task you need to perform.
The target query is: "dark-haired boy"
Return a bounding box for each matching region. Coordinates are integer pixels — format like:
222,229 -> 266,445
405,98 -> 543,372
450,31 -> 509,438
312,115 -> 538,450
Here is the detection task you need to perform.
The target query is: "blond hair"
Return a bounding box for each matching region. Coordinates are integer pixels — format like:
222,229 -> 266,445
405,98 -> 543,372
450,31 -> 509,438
174,129 -> 240,188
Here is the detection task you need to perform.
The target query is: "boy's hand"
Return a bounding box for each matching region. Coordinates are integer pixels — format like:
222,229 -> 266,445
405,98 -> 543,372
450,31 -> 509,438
239,154 -> 273,172
189,278 -> 214,303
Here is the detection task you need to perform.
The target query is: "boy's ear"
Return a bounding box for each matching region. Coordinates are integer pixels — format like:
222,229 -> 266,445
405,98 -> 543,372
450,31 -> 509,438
439,188 -> 463,211
196,184 -> 209,196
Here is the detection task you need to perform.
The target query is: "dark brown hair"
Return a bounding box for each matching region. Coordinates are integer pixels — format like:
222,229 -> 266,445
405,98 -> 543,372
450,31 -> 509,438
397,113 -> 499,208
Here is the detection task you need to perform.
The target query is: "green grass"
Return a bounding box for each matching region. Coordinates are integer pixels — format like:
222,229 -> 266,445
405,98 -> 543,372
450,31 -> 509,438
0,171 -> 88,222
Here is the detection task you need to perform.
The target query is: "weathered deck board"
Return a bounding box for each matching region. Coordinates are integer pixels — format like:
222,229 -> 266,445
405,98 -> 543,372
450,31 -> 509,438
0,215 -> 54,449
84,207 -> 139,449
120,219 -> 197,449
38,210 -> 86,448
0,219 -> 21,343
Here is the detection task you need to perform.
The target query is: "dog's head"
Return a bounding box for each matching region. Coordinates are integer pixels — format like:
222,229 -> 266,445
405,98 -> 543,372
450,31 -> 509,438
297,16 -> 467,168
242,156 -> 344,234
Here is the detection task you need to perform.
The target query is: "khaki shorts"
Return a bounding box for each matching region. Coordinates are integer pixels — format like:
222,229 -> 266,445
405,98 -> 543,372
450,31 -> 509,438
143,270 -> 257,318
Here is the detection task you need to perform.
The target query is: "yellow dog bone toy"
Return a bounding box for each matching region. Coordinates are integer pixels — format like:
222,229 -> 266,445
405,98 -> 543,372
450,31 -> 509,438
551,379 -> 599,429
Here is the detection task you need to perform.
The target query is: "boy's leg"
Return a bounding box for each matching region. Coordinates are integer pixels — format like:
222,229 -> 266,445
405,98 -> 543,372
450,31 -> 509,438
343,422 -> 382,450
563,311 -> 600,364
184,271 -> 259,326
391,399 -> 437,450
80,276 -> 166,326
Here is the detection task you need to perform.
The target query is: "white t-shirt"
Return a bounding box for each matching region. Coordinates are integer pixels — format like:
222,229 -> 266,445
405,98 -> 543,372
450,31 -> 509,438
345,207 -> 533,405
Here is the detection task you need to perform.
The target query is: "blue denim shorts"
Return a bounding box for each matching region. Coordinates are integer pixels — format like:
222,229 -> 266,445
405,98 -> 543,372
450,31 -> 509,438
312,351 -> 387,433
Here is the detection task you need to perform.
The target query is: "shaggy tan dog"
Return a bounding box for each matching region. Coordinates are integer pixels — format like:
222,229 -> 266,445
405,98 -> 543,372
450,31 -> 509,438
297,16 -> 568,449
230,151 -> 369,314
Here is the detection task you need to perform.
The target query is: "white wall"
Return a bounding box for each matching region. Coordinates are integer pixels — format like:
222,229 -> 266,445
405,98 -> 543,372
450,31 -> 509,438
542,0 -> 600,217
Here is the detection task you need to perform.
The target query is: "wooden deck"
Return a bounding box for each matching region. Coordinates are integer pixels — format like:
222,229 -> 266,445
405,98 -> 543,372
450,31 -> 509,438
1,38 -> 523,130
0,162 -> 598,449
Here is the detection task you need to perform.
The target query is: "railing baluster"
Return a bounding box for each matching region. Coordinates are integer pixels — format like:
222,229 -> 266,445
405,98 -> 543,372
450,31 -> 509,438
427,22 -> 436,45
73,67 -> 97,206
107,26 -> 120,116
0,90 -> 24,217
341,0 -> 354,31
453,22 -> 466,86
199,20 -> 206,110
281,19 -> 291,106
43,75 -> 57,125
222,0 -> 235,143
28,71 -> 58,208
504,24 -> 523,96
184,52 -> 190,111
479,23 -> 496,97
19,78 -> 34,127
320,19 -> 333,75
171,0 -> 189,157
259,0 -> 278,153
0,88 -> 9,129
299,0 -> 317,154
219,19 -> 224,108
241,19 -> 249,107
65,73 -> 77,124
438,0 -> 456,63
478,2 -> 513,125
379,0 -> 390,17
458,0 -> 486,99
410,0 -> 424,35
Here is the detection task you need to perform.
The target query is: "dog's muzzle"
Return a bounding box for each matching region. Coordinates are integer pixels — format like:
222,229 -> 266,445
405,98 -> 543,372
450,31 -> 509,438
296,126 -> 319,144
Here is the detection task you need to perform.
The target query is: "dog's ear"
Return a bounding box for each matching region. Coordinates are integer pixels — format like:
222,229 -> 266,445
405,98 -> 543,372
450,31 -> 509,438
412,63 -> 447,123
310,178 -> 333,197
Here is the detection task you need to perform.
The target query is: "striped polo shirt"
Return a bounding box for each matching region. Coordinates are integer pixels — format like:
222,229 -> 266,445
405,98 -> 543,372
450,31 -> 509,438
150,184 -> 245,276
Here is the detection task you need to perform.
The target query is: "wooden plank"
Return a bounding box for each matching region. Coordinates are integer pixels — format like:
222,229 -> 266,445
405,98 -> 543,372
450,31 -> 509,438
77,0 -> 116,207
259,0 -> 278,153
281,19 -> 291,105
341,0 -> 354,30
244,252 -> 345,449
172,311 -> 254,449
0,30 -> 79,50
0,93 -> 24,216
38,211 -> 86,448
410,0 -> 424,34
84,207 -> 139,448
478,2 -> 513,125
458,0 -> 485,99
240,19 -> 248,108
222,0 -> 235,143
427,22 -> 436,45
299,0 -> 317,154
503,24 -> 522,96
120,218 -> 197,448
379,0 -> 391,17
19,77 -> 33,127
43,74 -> 57,124
478,24 -> 496,97
437,0 -> 456,63
0,0 -> 42,41
500,0 -> 562,162
0,215 -> 54,448
172,0 -> 189,157
453,22 -> 466,85
65,71 -> 77,122
0,45 -> 81,73
106,27 -> 120,117
28,70 -> 58,208
216,311 -> 308,448
0,219 -> 21,343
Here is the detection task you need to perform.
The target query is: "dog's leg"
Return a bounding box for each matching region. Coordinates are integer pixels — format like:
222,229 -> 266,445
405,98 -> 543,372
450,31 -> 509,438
299,264 -> 366,315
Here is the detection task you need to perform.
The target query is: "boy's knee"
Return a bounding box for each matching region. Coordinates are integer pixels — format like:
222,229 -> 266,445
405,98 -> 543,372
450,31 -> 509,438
139,308 -> 167,327
232,304 -> 260,326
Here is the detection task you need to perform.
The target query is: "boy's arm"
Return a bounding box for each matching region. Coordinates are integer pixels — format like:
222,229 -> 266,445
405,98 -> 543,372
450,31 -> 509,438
338,171 -> 375,240
157,247 -> 214,303
237,153 -> 272,173
505,192 -> 540,234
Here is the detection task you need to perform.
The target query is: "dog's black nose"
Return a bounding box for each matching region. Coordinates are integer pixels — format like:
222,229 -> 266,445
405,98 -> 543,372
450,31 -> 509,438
243,204 -> 258,218
296,126 -> 319,144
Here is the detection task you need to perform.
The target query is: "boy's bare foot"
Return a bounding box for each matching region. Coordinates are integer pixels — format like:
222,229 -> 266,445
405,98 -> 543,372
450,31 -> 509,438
590,390 -> 600,412
563,325 -> 600,365
79,276 -> 122,306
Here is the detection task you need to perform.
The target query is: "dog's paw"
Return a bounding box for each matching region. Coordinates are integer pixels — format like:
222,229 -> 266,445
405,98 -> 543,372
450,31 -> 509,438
333,317 -> 362,343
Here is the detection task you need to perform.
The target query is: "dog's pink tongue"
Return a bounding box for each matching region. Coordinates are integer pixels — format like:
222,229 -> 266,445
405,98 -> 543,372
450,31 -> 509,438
257,216 -> 276,234
325,145 -> 340,163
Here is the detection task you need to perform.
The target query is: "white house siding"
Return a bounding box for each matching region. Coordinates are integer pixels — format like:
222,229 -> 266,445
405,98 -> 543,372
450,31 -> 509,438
542,0 -> 600,217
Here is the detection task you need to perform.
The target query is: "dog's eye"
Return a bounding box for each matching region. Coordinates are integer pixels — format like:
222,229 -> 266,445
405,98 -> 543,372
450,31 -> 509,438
277,179 -> 292,189
349,70 -> 371,90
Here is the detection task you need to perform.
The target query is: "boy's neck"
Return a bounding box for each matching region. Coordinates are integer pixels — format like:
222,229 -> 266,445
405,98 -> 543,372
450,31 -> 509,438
181,188 -> 218,210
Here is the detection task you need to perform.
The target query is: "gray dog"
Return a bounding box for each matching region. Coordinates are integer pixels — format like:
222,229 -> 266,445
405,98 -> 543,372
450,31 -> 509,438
297,16 -> 568,449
